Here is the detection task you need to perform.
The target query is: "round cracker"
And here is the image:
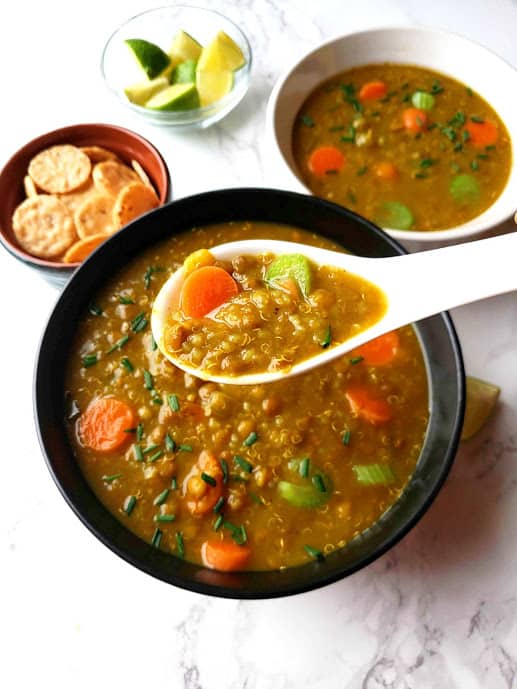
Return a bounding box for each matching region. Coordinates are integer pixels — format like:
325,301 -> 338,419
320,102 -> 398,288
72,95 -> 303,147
58,179 -> 97,216
12,195 -> 76,258
75,194 -> 116,238
28,144 -> 91,194
80,145 -> 119,163
92,160 -> 138,198
63,234 -> 107,263
113,181 -> 160,228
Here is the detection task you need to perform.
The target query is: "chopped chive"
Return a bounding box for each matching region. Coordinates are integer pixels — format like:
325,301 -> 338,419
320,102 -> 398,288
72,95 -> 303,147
123,427 -> 136,434
151,396 -> 163,405
466,86 -> 473,96
304,544 -> 324,561
102,473 -> 121,483
143,443 -> 159,455
342,429 -> 351,446
213,514 -> 224,531
119,295 -> 135,304
136,422 -> 144,441
120,357 -> 134,372
419,158 -> 437,168
148,449 -> 163,462
133,444 -> 144,462
356,165 -> 368,176
462,129 -> 471,142
88,302 -> 103,316
144,265 -> 165,289
243,431 -> 258,447
143,369 -> 154,390
320,324 -> 332,348
165,433 -> 176,452
340,82 -> 363,112
175,531 -> 185,558
171,477 -> 177,490
401,81 -> 409,89
151,528 -> 162,548
350,355 -> 364,365
213,496 -> 225,513
151,335 -> 158,351
440,126 -> 456,142
234,455 -> 253,473
107,335 -> 130,353
328,124 -> 345,132
471,159 -> 480,171
249,492 -> 264,505
201,472 -> 217,487
340,125 -> 356,143
430,80 -> 444,95
179,444 -> 193,452
300,114 -> 315,128
224,521 -> 248,545
470,115 -> 484,123
299,457 -> 310,478
220,458 -> 229,484
402,93 -> 411,103
82,354 -> 98,368
453,143 -> 463,152
167,393 -> 180,412
347,191 -> 357,204
153,488 -> 169,506
154,513 -> 176,522
485,144 -> 496,151
312,474 -> 326,493
123,495 -> 137,515
414,172 -> 428,179
448,111 -> 465,127
131,312 -> 148,333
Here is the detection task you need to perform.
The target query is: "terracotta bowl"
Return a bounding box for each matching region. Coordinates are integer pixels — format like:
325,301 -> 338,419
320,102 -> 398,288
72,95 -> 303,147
0,123 -> 171,287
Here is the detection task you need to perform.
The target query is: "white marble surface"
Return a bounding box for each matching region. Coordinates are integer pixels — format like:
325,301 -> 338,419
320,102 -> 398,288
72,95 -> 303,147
1,1 -> 517,687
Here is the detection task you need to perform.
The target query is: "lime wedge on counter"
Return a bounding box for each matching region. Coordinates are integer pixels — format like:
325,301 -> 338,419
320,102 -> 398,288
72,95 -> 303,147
145,82 -> 200,111
197,31 -> 245,72
461,376 -> 500,440
124,38 -> 171,79
124,76 -> 169,105
265,254 -> 312,297
196,69 -> 233,106
169,30 -> 202,63
171,59 -> 197,84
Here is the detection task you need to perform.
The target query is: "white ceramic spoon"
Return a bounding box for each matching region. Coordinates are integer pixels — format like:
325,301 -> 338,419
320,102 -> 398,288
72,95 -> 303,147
151,232 -> 517,385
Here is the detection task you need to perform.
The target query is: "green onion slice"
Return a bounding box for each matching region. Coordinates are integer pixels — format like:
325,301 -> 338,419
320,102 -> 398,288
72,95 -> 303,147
411,91 -> 435,110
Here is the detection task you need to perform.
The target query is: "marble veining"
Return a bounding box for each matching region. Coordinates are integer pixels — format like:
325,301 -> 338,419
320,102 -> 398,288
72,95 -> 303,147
1,0 -> 517,687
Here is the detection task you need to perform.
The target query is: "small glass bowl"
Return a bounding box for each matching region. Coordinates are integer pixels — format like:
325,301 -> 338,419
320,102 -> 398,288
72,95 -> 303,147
101,5 -> 252,129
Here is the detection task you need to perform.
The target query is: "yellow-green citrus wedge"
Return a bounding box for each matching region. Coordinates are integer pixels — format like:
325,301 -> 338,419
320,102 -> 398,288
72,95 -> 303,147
461,376 -> 501,441
196,69 -> 233,106
171,59 -> 197,85
169,29 -> 202,63
124,76 -> 169,105
124,38 -> 171,79
145,83 -> 200,111
197,31 -> 245,72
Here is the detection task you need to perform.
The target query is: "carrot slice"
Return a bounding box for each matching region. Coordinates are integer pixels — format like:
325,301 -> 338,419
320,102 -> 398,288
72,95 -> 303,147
201,540 -> 251,571
359,81 -> 388,101
354,331 -> 400,366
464,120 -> 498,147
78,397 -> 136,452
402,108 -> 428,133
180,265 -> 239,318
345,386 -> 392,424
373,161 -> 398,180
183,450 -> 223,516
308,146 -> 345,176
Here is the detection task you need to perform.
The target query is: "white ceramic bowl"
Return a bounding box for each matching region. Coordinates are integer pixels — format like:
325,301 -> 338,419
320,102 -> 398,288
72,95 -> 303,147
265,27 -> 517,244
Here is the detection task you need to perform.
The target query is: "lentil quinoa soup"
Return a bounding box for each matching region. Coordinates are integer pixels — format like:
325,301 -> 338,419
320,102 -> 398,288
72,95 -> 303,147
292,63 -> 512,231
161,248 -> 387,377
65,221 -> 429,571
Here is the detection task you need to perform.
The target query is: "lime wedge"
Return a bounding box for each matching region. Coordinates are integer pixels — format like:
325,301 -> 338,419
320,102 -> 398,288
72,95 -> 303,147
124,76 -> 169,105
169,30 -> 202,63
145,83 -> 200,111
197,31 -> 245,72
265,254 -> 312,297
196,69 -> 233,106
124,38 -> 171,79
461,376 -> 500,440
171,59 -> 197,85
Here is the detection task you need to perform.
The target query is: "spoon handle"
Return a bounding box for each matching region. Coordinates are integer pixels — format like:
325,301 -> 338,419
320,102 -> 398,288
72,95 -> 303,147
381,231 -> 517,327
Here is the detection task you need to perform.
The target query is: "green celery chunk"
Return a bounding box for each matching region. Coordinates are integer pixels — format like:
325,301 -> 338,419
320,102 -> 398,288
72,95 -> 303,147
374,201 -> 414,231
449,174 -> 481,203
265,254 -> 312,297
278,458 -> 332,507
352,463 -> 396,485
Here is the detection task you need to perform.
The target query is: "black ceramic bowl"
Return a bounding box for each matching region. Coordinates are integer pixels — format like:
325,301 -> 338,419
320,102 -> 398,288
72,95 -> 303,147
35,189 -> 465,599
